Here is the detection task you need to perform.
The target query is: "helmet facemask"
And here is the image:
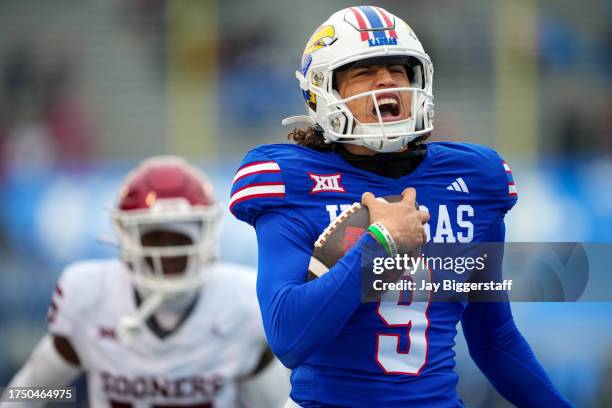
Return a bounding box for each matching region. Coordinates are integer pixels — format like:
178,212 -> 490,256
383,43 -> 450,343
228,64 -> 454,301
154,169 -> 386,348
318,56 -> 433,152
112,201 -> 221,298
113,202 -> 221,345
326,87 -> 430,153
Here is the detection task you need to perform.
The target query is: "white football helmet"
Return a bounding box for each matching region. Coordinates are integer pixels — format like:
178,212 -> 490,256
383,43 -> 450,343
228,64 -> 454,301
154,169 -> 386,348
284,6 -> 434,153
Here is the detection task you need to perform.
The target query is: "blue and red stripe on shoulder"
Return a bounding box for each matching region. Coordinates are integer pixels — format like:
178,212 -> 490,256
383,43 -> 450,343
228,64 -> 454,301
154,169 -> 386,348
502,160 -> 518,198
230,160 -> 286,213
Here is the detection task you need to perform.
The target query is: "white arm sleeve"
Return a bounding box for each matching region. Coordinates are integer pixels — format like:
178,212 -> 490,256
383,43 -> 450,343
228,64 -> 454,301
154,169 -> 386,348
0,335 -> 82,408
239,357 -> 291,408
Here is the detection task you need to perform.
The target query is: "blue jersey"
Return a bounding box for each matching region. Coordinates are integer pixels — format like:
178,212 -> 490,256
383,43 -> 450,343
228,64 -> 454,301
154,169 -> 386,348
230,142 -> 572,408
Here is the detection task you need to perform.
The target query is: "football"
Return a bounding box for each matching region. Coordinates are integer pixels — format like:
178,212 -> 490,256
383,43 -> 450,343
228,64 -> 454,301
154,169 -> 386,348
308,195 -> 405,280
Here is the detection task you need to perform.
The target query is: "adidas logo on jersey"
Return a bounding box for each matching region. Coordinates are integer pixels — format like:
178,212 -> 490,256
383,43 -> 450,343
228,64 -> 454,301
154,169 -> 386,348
446,178 -> 469,193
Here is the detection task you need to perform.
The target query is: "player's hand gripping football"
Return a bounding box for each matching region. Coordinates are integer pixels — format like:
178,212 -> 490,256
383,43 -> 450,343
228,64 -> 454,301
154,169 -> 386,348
361,188 -> 430,252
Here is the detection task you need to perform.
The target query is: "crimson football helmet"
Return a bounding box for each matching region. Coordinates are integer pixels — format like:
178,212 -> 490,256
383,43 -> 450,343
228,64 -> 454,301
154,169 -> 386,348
112,156 -> 221,296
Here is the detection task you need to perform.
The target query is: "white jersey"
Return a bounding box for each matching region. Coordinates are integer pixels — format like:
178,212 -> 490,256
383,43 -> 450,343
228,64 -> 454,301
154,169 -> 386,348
48,259 -> 267,408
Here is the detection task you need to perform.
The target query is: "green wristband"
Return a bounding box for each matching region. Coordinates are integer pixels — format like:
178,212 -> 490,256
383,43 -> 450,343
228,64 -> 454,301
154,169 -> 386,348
367,222 -> 397,257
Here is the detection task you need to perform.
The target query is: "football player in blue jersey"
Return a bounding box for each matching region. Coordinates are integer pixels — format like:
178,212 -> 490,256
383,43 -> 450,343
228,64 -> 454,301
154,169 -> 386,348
230,6 -> 573,408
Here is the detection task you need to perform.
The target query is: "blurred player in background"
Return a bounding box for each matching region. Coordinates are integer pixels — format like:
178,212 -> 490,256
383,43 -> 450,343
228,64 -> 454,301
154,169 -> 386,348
230,6 -> 573,407
2,156 -> 289,408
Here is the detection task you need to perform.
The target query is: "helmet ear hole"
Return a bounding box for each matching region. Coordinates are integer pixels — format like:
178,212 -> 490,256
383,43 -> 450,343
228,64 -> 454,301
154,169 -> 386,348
325,90 -> 354,138
328,111 -> 348,135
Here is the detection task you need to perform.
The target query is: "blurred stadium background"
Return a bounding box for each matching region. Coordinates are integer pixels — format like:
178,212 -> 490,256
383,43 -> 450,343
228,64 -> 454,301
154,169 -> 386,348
0,0 -> 610,406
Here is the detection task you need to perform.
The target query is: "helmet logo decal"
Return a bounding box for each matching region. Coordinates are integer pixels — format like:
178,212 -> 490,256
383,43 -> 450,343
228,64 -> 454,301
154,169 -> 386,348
301,25 -> 336,110
304,25 -> 337,55
346,6 -> 398,47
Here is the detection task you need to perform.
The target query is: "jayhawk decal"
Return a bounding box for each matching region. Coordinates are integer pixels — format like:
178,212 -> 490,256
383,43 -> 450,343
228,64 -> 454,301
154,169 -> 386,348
304,25 -> 337,55
301,25 -> 336,110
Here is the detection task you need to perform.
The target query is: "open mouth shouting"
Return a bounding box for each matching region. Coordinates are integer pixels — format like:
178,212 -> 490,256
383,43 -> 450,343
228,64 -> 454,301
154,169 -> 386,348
371,92 -> 404,122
